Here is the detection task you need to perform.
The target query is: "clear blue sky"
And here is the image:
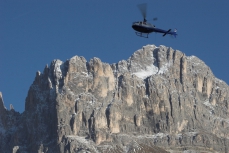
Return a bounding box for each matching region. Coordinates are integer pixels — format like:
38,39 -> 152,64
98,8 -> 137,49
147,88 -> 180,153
1,1 -> 229,113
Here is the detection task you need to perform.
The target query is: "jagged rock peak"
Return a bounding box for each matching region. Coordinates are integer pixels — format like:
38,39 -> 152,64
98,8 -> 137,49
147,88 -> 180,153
37,44 -> 218,83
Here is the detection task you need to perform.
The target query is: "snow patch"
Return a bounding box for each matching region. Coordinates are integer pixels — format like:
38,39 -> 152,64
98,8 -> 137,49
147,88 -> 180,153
135,133 -> 168,139
203,100 -> 214,110
133,62 -> 171,79
187,55 -> 196,60
53,60 -> 63,82
66,135 -> 89,144
158,62 -> 171,74
152,132 -> 168,139
81,72 -> 88,77
133,65 -> 158,79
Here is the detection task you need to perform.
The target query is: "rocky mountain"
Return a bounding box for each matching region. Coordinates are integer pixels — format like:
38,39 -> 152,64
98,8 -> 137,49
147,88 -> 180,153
0,44 -> 229,153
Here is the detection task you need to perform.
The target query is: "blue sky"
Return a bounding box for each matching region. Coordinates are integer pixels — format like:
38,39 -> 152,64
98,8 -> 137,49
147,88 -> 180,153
1,0 -> 229,113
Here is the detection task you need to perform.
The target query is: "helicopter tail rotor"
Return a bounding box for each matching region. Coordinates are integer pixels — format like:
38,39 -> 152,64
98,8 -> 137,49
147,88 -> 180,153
172,29 -> 178,38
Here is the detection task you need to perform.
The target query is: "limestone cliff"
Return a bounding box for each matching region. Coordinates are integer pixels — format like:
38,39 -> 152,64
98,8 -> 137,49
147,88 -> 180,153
0,45 -> 229,153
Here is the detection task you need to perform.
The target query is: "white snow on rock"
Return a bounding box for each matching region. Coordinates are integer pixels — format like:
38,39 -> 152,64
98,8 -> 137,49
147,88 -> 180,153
158,62 -> 171,74
187,55 -> 196,60
133,65 -> 158,79
203,100 -> 214,110
132,61 -> 171,79
53,60 -> 63,80
66,135 -> 89,144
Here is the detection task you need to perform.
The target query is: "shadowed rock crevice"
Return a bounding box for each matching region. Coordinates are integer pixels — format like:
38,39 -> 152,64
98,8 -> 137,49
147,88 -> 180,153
105,104 -> 111,129
144,77 -> 150,97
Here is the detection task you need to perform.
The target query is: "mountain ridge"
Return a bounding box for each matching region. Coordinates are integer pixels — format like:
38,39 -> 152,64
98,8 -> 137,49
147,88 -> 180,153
0,44 -> 229,153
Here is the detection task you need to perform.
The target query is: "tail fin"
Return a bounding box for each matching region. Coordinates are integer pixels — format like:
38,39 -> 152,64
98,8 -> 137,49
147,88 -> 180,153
172,29 -> 178,38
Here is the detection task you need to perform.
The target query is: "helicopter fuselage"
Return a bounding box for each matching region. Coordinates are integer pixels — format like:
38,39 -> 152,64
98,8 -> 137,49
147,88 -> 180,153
132,21 -> 155,33
132,21 -> 177,38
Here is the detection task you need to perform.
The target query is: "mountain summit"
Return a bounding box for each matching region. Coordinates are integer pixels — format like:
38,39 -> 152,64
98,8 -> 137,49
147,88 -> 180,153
0,45 -> 229,153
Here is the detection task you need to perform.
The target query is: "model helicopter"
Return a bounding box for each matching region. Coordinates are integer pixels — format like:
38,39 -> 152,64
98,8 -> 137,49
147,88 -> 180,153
132,3 -> 177,38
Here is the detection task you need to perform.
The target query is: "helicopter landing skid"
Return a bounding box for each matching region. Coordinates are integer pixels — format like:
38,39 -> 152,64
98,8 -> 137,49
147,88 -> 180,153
135,32 -> 149,38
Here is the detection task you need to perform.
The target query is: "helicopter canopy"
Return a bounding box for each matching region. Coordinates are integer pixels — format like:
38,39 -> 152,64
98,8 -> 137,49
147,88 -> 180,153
132,21 -> 155,28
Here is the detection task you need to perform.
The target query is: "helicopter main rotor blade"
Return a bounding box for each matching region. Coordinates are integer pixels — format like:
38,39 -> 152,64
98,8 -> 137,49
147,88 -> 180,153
137,3 -> 147,20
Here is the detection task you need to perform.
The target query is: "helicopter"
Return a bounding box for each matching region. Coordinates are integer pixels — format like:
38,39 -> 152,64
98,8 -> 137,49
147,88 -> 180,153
132,3 -> 177,38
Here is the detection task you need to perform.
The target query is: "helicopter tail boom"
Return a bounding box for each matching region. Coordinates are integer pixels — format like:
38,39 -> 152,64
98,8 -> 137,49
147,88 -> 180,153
162,29 -> 171,37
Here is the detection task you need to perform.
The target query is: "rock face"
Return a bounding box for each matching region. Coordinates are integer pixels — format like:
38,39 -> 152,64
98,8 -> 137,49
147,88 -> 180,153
0,44 -> 229,153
